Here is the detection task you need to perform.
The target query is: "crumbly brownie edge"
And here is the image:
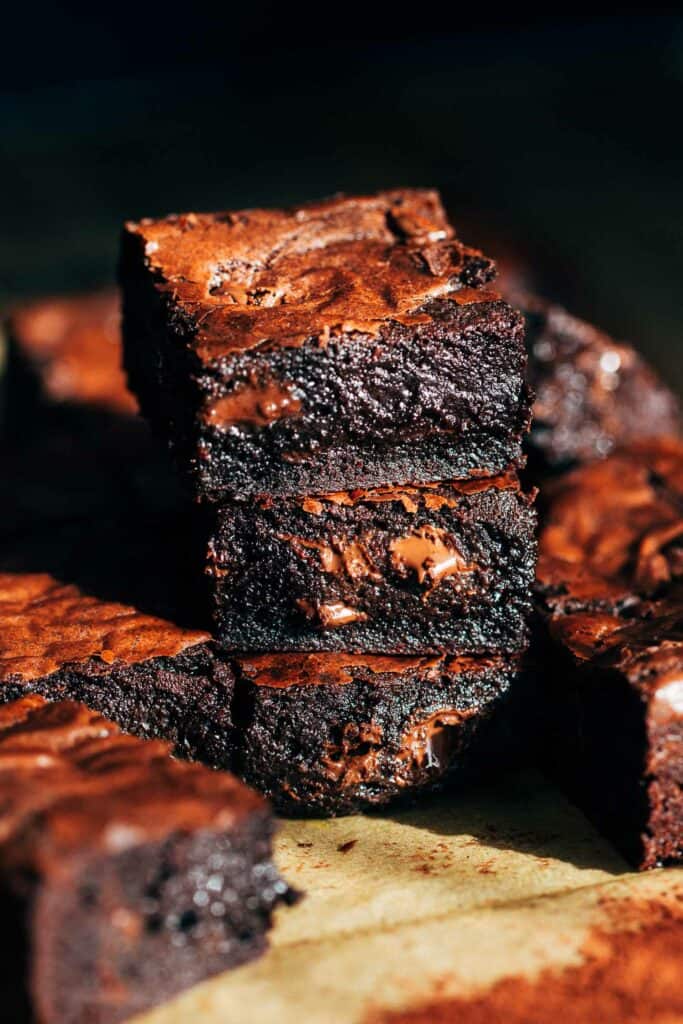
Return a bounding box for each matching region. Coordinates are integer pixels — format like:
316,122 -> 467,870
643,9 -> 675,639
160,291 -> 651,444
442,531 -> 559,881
1,644 -> 236,770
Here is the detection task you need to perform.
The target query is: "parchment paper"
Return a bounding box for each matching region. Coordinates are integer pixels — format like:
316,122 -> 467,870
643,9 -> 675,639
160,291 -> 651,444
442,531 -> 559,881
136,769 -> 683,1023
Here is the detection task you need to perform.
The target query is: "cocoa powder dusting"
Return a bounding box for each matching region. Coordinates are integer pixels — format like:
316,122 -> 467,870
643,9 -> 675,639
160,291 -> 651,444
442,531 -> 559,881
370,899 -> 683,1024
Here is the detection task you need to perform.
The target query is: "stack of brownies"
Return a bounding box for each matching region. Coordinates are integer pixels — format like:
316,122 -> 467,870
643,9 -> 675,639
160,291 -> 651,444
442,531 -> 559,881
118,188 -> 538,813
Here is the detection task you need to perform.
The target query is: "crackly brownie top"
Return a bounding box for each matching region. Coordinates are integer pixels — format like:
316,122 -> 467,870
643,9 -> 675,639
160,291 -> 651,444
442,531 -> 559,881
0,573 -> 210,682
285,468 -> 524,516
236,652 -> 510,688
124,189 -> 499,359
548,596 -> 683,716
537,438 -> 683,612
9,290 -> 137,415
523,294 -> 681,468
0,696 -> 264,871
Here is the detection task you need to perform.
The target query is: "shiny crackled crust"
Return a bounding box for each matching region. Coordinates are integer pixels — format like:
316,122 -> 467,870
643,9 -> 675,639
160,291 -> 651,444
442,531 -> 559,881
0,572 -> 209,682
536,438 -> 683,614
121,189 -> 531,499
0,696 -> 263,865
122,189 -> 496,358
523,294 -> 681,474
0,567 -> 238,772
209,472 -> 537,654
535,442 -> 683,867
234,653 -> 517,815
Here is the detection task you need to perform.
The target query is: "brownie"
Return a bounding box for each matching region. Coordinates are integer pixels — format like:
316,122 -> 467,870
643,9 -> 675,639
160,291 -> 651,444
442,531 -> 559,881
536,437 -> 683,614
120,189 -> 532,499
0,695 -> 295,1024
533,438 -> 683,868
233,651 -> 520,815
539,600 -> 682,869
521,294 -> 681,476
208,471 -> 537,654
0,567 -> 235,769
7,290 -> 136,416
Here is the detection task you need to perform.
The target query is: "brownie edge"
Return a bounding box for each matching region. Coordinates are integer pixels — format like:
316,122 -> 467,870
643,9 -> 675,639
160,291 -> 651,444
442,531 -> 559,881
0,696 -> 297,1024
233,652 -> 519,815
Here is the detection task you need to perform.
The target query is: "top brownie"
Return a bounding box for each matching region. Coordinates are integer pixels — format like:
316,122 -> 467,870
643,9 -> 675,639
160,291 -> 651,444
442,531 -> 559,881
120,189 -> 531,499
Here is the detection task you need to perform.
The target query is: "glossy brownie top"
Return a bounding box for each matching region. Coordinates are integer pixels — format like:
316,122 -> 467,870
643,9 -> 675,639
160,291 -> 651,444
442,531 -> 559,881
123,189 -> 499,359
0,695 -> 265,868
0,572 -> 210,683
236,652 -> 512,689
536,438 -> 683,612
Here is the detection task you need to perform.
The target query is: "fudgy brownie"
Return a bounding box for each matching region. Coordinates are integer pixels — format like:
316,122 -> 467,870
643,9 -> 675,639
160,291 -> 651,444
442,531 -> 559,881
0,568 -> 234,768
522,294 -> 680,475
7,290 -> 136,415
0,695 -> 294,1024
539,600 -> 682,869
534,438 -> 683,868
208,471 -> 537,654
120,189 -> 532,499
234,651 -> 520,815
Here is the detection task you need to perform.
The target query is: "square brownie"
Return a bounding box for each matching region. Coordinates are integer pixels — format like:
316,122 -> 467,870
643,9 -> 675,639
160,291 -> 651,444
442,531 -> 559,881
4,290 -> 184,522
522,294 -> 680,477
120,189 -> 531,499
0,695 -> 295,1024
540,601 -> 682,869
208,471 -> 537,654
534,438 -> 683,868
0,565 -> 235,770
233,651 -> 520,815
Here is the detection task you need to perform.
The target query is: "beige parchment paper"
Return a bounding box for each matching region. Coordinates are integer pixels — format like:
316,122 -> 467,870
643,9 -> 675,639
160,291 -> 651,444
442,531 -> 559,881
136,770 -> 683,1023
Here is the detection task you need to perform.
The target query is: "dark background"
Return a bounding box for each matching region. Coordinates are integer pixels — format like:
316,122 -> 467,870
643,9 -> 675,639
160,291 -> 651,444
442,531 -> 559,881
1,4 -> 681,388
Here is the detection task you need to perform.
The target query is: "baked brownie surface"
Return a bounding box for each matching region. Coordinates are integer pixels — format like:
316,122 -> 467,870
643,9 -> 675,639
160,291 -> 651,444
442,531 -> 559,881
536,437 -> 683,614
0,569 -> 235,768
534,439 -> 683,869
209,471 -> 537,654
0,695 -> 293,1024
234,652 -> 519,815
7,290 -> 136,415
522,294 -> 681,475
121,189 -> 532,498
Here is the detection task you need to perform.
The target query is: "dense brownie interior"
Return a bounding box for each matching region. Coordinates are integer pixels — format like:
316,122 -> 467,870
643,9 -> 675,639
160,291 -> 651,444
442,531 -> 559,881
0,696 -> 294,1024
533,438 -> 683,868
522,294 -> 680,476
233,652 -> 519,815
209,473 -> 537,654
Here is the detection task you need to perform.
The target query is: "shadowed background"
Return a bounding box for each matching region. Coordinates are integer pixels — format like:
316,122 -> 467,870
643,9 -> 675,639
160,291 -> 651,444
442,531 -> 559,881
1,4 -> 681,388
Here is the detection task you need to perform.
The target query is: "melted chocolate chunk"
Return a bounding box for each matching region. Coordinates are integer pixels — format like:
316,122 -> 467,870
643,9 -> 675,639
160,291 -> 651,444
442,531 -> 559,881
209,473 -> 537,654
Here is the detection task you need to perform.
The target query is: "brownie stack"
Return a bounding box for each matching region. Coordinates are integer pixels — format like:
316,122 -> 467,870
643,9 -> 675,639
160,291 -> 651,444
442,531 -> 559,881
120,189 -> 538,814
